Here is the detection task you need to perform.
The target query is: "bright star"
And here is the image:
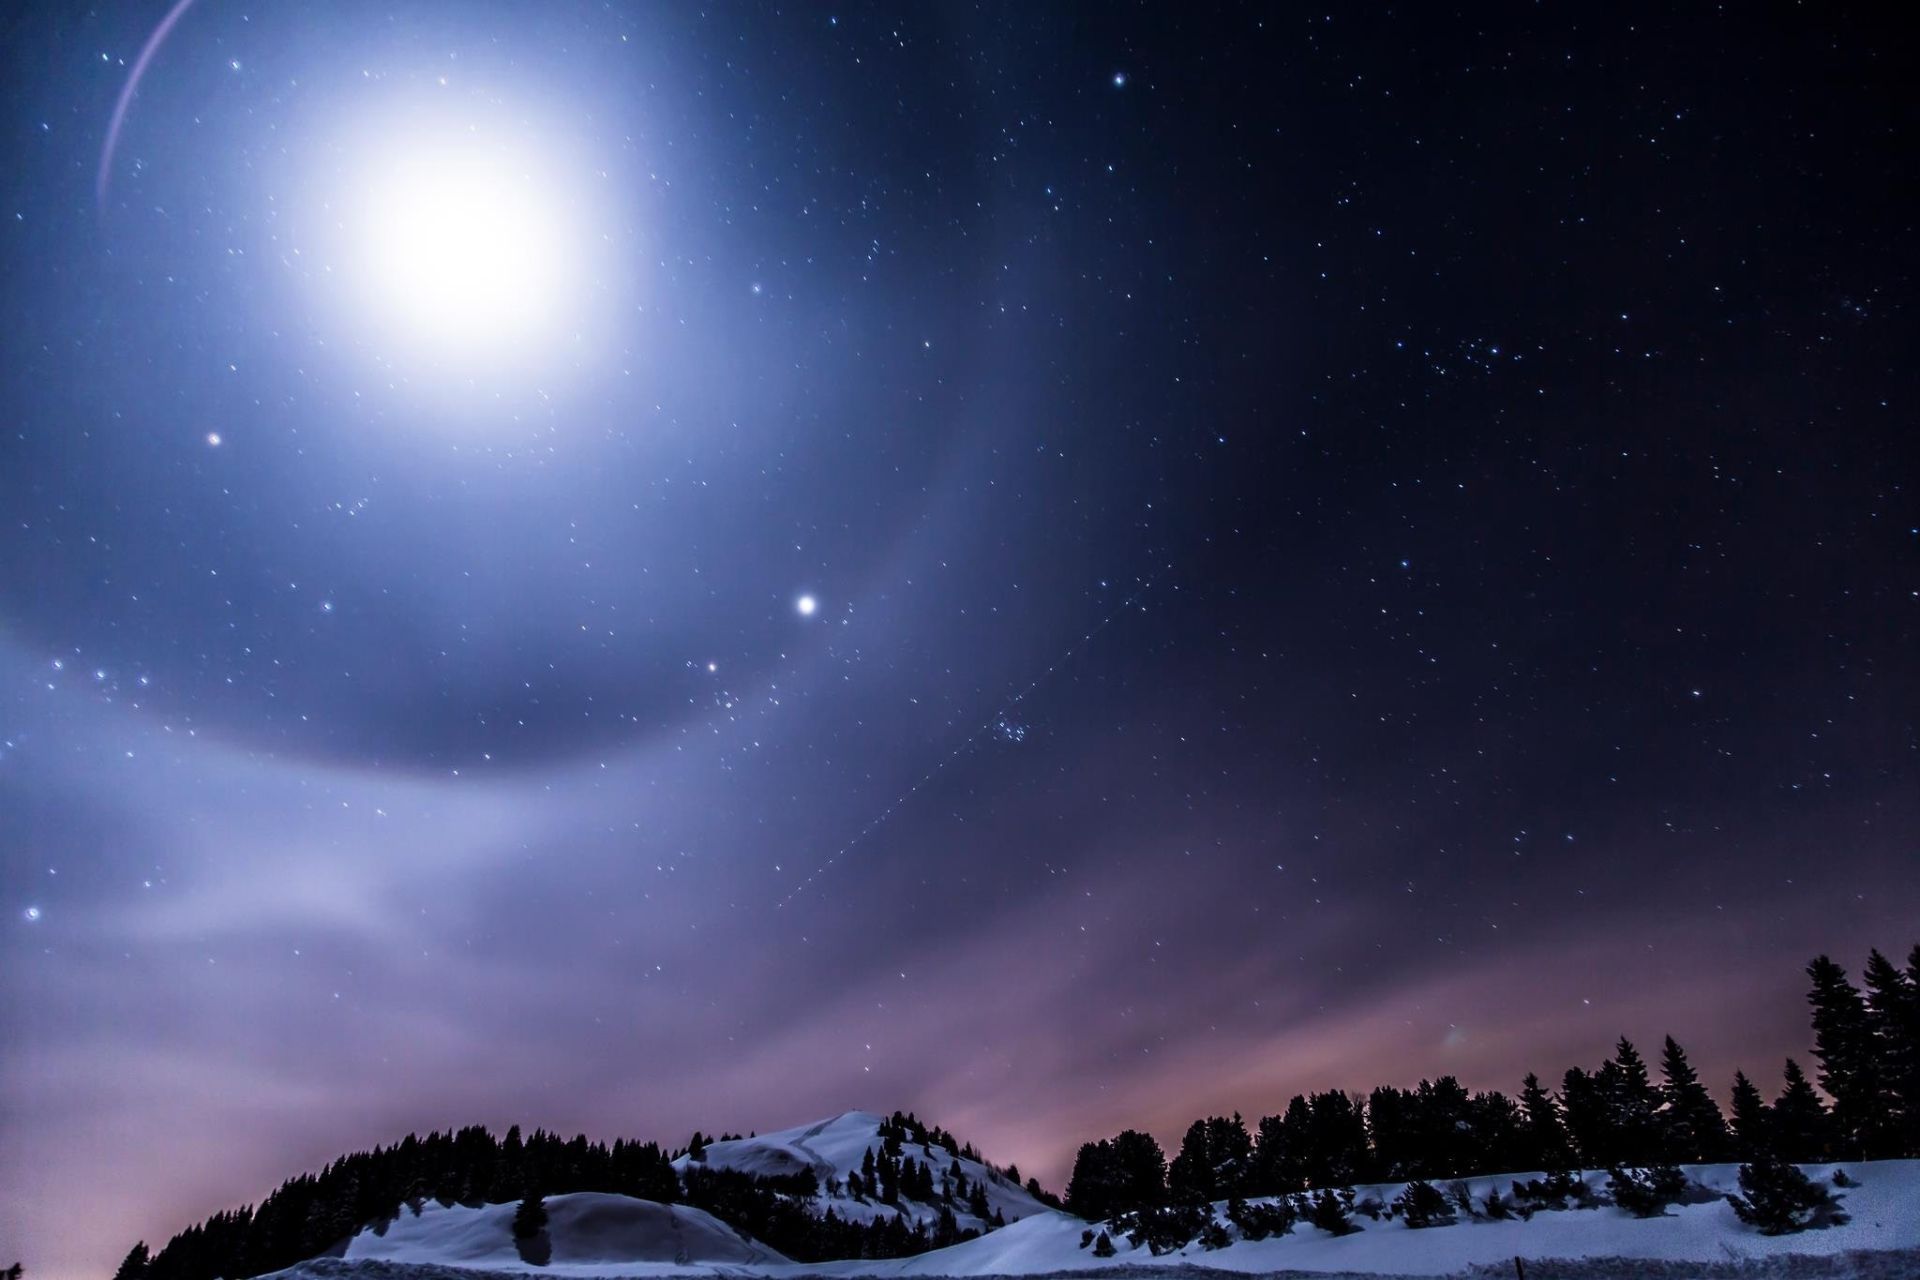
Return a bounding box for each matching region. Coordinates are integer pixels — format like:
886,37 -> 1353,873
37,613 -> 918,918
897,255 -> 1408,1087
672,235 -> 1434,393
23,906 -> 41,922
1112,71 -> 1127,88
796,595 -> 818,617
205,431 -> 221,447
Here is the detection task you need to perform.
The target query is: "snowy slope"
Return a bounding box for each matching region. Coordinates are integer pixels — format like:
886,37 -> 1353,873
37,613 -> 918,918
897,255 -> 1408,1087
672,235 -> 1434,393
345,1193 -> 789,1271
843,1161 -> 1920,1277
275,1153 -> 1920,1280
673,1111 -> 1048,1233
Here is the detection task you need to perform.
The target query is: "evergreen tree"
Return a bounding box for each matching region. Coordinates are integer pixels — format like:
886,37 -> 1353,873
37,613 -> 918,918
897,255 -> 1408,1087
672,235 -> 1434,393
1516,1073 -> 1574,1172
1771,1059 -> 1831,1162
1727,1156 -> 1849,1235
1109,1130 -> 1168,1212
1168,1120 -> 1216,1202
1467,1089 -> 1523,1175
1167,1115 -> 1251,1202
112,1245 -> 150,1280
1658,1036 -> 1731,1161
1301,1091 -> 1370,1186
1861,947 -> 1920,1156
512,1195 -> 548,1240
1248,1100 -> 1309,1195
1065,1131 -> 1164,1220
1392,1180 -> 1454,1228
1303,1187 -> 1357,1236
1806,956 -> 1895,1157
1728,1071 -> 1772,1160
1604,1038 -> 1666,1162
1560,1066 -> 1610,1167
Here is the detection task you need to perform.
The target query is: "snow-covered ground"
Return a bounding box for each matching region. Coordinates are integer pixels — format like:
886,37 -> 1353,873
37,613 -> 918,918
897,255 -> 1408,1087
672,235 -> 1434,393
844,1162 -> 1919,1277
346,1193 -> 788,1273
284,1119 -> 1920,1280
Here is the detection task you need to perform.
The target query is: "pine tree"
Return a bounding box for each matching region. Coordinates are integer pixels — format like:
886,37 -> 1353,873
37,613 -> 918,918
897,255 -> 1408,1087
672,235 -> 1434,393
1771,1059 -> 1831,1162
1806,956 -> 1894,1157
1727,1156 -> 1849,1234
512,1194 -> 548,1239
1516,1072 -> 1574,1172
1659,1036 -> 1731,1161
1248,1100 -> 1309,1195
1301,1092 -> 1370,1186
1861,948 -> 1920,1157
112,1244 -> 150,1280
1606,1038 -> 1666,1162
1728,1071 -> 1772,1160
1560,1066 -> 1609,1167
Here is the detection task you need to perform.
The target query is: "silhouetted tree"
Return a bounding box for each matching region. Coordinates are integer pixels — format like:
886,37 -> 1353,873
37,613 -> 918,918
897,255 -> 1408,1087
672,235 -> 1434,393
1771,1059 -> 1832,1162
1168,1115 -> 1251,1202
1728,1071 -> 1772,1160
112,1245 -> 150,1280
1861,947 -> 1920,1155
1658,1036 -> 1730,1162
1516,1072 -> 1574,1172
1806,956 -> 1895,1157
1064,1131 -> 1164,1221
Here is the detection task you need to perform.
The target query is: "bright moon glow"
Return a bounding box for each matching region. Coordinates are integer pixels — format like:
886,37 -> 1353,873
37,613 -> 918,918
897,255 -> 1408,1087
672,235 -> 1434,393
796,595 -> 818,616
349,128 -> 580,352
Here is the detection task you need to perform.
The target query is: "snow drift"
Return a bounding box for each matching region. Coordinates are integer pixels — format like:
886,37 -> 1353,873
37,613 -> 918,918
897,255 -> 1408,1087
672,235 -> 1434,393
346,1193 -> 788,1269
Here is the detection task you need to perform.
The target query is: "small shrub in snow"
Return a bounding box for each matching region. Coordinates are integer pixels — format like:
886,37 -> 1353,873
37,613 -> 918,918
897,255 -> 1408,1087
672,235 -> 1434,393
1607,1165 -> 1689,1218
1225,1195 -> 1296,1240
511,1194 -> 551,1266
1198,1218 -> 1233,1250
1091,1230 -> 1116,1257
1832,1167 -> 1858,1188
1727,1157 -> 1850,1235
1448,1180 -> 1476,1218
1481,1189 -> 1513,1220
1393,1179 -> 1457,1229
1078,1229 -> 1094,1249
1118,1202 -> 1208,1255
1304,1187 -> 1359,1237
1511,1170 -> 1587,1211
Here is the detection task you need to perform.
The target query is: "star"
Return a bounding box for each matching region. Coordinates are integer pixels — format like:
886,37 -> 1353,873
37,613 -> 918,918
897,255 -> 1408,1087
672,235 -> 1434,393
796,595 -> 818,617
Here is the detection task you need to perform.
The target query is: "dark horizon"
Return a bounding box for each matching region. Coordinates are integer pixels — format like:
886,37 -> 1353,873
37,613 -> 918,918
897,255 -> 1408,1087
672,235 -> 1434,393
3,4 -> 1915,1278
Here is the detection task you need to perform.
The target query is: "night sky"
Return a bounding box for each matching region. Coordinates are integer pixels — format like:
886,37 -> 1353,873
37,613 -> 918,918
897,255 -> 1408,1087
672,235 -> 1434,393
2,4 -> 1915,1277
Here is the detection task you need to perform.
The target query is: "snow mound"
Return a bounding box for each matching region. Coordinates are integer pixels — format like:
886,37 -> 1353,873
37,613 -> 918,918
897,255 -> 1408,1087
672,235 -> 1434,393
346,1192 -> 788,1269
676,1110 -> 1048,1232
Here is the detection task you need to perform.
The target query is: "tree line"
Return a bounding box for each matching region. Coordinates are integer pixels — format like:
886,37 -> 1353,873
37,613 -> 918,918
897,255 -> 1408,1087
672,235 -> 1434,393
1063,945 -> 1919,1224
115,1110 -> 1025,1280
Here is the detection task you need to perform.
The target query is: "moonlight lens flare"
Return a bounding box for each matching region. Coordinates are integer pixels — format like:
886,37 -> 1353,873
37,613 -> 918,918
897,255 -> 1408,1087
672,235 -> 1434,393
4,6 -> 1917,1280
356,144 -> 569,344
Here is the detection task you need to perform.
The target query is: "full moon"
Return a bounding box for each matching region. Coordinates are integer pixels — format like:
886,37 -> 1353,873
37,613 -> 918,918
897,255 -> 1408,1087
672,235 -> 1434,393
348,126 -> 581,353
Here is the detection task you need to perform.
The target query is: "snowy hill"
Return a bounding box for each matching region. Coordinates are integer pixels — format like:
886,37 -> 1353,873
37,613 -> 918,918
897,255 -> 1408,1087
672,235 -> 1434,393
274,1158 -> 1920,1279
344,1193 -> 788,1270
672,1110 -> 1049,1233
